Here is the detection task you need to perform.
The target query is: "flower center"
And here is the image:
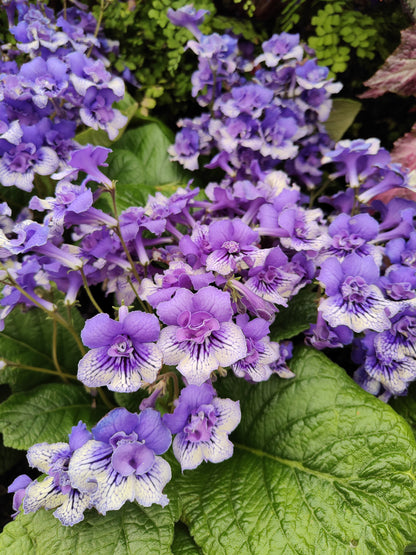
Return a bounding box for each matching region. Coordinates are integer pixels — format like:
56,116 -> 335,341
107,334 -> 134,357
222,240 -> 240,253
176,310 -> 220,343
184,404 -> 217,442
341,276 -> 369,303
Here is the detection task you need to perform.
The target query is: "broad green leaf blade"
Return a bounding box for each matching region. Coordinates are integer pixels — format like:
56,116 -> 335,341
0,304 -> 84,392
0,501 -> 177,555
325,98 -> 361,142
270,285 -> 318,341
177,347 -> 416,554
171,523 -> 201,555
0,383 -> 106,450
106,122 -> 189,209
75,92 -> 139,147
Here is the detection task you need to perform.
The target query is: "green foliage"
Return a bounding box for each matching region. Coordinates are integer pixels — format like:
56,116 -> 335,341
0,500 -> 180,554
176,347 -> 416,554
0,383 -> 106,450
0,303 -> 84,392
106,121 -> 190,211
270,285 -> 318,342
309,1 -> 379,76
325,98 -> 362,142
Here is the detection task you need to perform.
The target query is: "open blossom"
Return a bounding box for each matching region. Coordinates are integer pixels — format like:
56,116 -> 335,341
318,254 -> 400,333
22,422 -> 93,526
78,306 -> 163,392
157,286 -> 247,385
68,408 -> 172,514
163,383 -> 240,470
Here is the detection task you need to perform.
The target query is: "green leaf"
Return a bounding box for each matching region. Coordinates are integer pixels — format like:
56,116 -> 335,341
107,122 -> 189,210
0,383 -> 106,450
75,91 -> 139,147
0,500 -> 178,555
171,522 -> 202,555
176,347 -> 416,554
0,305 -> 84,391
270,285 -> 318,341
325,98 -> 361,142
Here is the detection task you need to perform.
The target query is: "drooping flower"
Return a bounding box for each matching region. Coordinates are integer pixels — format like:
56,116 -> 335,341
163,383 -> 240,470
157,287 -> 247,385
231,314 -> 280,382
68,408 -> 172,514
22,421 -> 93,526
78,306 -> 163,392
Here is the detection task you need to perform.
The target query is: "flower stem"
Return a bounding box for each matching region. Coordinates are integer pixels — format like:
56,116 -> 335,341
52,319 -> 68,383
80,267 -> 104,313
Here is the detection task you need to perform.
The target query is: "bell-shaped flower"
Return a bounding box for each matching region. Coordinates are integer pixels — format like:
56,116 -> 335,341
157,287 -> 247,385
163,383 -> 240,470
68,408 -> 172,514
78,306 -> 163,392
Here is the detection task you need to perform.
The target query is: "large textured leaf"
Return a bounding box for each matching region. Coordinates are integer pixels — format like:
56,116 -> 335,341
171,523 -> 201,555
0,383 -> 106,450
270,285 -> 318,341
391,394 -> 416,440
0,304 -> 84,392
0,500 -> 178,555
325,98 -> 361,142
176,347 -> 416,554
106,122 -> 188,210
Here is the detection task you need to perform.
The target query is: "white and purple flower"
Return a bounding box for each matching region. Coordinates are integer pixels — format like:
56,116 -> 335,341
22,422 -> 93,526
78,306 -> 163,392
163,383 -> 241,470
157,286 -> 247,385
318,254 -> 400,333
68,408 -> 172,514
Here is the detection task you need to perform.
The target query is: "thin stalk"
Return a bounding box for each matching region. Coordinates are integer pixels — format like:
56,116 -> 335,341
3,275 -> 86,356
80,267 -> 104,313
2,360 -> 78,381
52,319 -> 68,383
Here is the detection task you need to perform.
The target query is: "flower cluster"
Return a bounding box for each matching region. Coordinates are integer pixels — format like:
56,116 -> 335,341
0,1 -> 126,191
168,8 -> 341,189
5,5 -> 416,527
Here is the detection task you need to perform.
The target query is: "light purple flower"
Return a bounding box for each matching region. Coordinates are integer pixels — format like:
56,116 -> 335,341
167,6 -> 209,38
78,306 -> 163,392
205,219 -> 259,275
157,287 -> 247,385
318,254 -> 400,333
23,422 -> 93,526
163,383 -> 240,470
231,314 -> 280,382
68,408 -> 172,514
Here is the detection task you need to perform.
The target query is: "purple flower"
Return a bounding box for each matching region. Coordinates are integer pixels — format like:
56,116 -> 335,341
318,254 -> 399,333
205,219 -> 259,275
157,287 -> 247,385
163,383 -> 240,470
8,474 -> 33,518
0,142 -> 58,191
66,145 -> 113,188
78,306 -> 163,392
22,422 -> 93,526
167,6 -> 209,38
255,33 -> 304,66
326,213 -> 380,261
231,314 -> 280,382
68,408 -> 172,513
